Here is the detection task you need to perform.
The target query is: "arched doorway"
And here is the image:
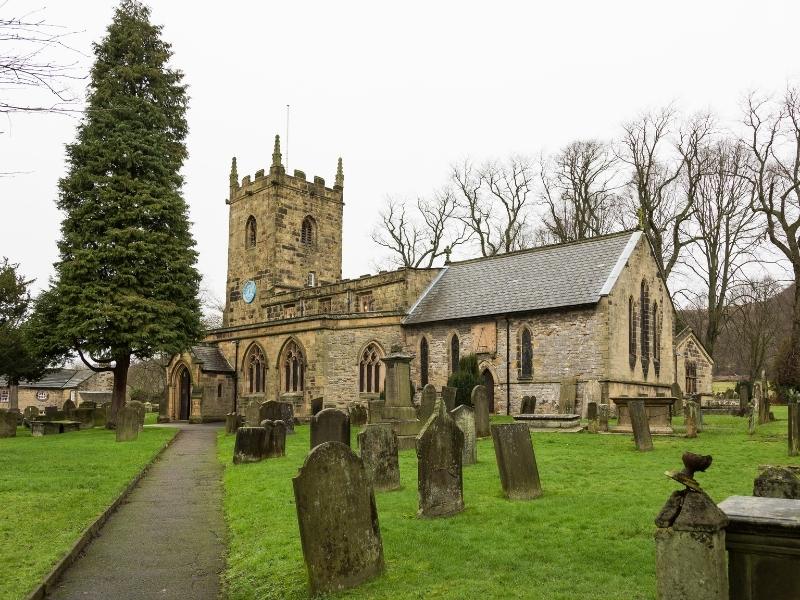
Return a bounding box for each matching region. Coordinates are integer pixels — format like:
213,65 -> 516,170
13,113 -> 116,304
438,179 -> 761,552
178,366 -> 191,421
481,369 -> 495,413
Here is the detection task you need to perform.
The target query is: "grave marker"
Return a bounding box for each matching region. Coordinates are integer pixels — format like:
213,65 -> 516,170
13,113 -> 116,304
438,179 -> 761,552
558,376 -> 577,413
233,427 -> 266,464
471,385 -> 490,438
62,399 -> 76,418
629,399 -> 653,451
311,408 -> 351,449
127,400 -> 146,431
491,423 -> 542,500
0,410 -> 16,438
418,384 -> 437,424
450,404 -> 477,466
260,420 -> 287,458
349,404 -> 368,427
441,386 -> 457,412
116,406 -> 139,442
416,399 -> 464,518
521,395 -> 537,414
358,424 -> 401,492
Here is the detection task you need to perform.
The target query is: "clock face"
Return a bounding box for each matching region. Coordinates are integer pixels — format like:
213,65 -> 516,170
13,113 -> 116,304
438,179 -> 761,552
242,280 -> 257,304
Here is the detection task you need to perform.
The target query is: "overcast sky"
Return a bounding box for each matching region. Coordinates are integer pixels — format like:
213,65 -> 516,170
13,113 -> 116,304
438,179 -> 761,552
2,0 -> 799,300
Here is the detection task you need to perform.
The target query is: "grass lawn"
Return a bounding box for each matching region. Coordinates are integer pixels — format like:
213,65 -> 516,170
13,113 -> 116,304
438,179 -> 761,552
0,424 -> 176,600
218,408 -> 799,600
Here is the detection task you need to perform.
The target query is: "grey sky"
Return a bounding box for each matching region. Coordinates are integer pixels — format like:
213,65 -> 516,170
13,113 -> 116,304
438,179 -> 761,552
2,0 -> 799,300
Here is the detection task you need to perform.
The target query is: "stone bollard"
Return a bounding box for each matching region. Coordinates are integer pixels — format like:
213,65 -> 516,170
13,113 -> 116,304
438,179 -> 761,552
654,452 -> 728,600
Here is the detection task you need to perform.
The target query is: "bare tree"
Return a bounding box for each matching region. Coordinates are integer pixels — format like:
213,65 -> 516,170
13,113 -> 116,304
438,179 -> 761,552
200,286 -> 225,331
451,156 -> 536,256
538,139 -> 622,244
371,188 -> 468,268
127,355 -> 169,401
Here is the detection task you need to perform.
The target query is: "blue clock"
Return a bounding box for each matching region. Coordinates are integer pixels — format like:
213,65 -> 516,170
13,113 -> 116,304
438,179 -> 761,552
242,280 -> 257,304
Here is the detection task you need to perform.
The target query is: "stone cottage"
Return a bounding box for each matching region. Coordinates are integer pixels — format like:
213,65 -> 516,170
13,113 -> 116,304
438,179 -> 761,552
0,369 -> 113,413
166,138 -> 700,422
674,328 -> 714,403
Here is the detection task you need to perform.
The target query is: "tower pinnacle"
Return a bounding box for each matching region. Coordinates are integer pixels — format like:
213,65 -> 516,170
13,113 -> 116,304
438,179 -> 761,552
272,134 -> 282,168
335,157 -> 344,189
229,156 -> 238,188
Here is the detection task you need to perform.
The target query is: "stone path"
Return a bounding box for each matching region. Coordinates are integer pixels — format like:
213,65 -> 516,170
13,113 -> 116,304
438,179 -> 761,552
47,423 -> 225,600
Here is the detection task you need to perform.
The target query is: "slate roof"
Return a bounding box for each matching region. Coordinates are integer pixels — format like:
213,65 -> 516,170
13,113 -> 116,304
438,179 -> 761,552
404,230 -> 642,325
0,369 -> 95,389
191,345 -> 234,373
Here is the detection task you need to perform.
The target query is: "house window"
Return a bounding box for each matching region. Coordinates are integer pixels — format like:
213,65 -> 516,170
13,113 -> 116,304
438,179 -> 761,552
450,334 -> 460,374
301,216 -> 315,246
0,390 -> 8,403
282,340 -> 305,393
357,292 -> 374,313
685,361 -> 698,395
640,281 -> 650,378
359,343 -> 383,393
653,302 -> 661,377
420,337 -> 429,387
628,296 -> 637,369
318,297 -> 332,314
519,326 -> 533,379
307,272 -> 316,287
245,216 -> 257,248
246,346 -> 266,394
217,383 -> 223,398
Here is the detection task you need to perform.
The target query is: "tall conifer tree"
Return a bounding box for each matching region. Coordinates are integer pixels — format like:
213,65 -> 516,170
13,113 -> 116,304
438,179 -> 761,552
47,0 -> 202,426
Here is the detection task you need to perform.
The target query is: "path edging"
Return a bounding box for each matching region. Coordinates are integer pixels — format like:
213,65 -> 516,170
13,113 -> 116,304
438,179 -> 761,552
25,428 -> 183,600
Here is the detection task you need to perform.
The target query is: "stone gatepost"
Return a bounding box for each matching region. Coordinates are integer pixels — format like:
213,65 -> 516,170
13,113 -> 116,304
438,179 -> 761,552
655,453 -> 728,600
378,349 -> 420,450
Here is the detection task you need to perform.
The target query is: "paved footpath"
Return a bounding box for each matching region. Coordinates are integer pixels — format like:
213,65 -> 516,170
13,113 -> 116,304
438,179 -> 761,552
47,423 -> 226,600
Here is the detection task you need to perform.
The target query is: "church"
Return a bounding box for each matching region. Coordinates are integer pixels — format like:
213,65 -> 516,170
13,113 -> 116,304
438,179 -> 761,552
166,137 -> 710,422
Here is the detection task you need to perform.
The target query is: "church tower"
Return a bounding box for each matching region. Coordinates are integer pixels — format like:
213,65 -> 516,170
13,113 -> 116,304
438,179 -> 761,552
223,135 -> 344,326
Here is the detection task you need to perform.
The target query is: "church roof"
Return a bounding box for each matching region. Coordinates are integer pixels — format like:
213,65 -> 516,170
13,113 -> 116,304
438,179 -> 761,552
191,345 -> 234,373
0,369 -> 95,389
404,230 -> 642,325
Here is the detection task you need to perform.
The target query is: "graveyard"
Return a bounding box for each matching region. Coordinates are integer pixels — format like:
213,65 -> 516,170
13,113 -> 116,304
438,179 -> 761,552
217,408 -> 797,600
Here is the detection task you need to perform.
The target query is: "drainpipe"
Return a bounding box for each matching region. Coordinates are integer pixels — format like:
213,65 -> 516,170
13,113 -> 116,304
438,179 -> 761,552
506,316 -> 511,415
233,340 -> 240,414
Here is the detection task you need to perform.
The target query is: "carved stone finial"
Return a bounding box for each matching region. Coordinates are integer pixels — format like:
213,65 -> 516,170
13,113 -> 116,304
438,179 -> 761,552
230,156 -> 238,188
335,157 -> 344,188
665,452 -> 713,492
272,134 -> 282,168
444,246 -> 452,265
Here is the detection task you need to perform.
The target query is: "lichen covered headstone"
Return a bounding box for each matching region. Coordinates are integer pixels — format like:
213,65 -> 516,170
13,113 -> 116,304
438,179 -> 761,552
245,400 -> 261,427
74,407 -> 94,429
225,412 -> 241,434
260,419 -> 287,458
684,400 -> 698,439
558,376 -> 577,413
263,400 -> 295,434
491,423 -> 542,500
358,423 -> 400,491
62,399 -> 76,418
293,442 -> 385,595
418,384 -> 437,423
127,400 -> 145,431
349,404 -> 368,427
233,426 -> 266,464
0,410 -> 17,438
471,385 -> 490,438
450,404 -> 477,466
629,399 -> 653,451
311,408 -> 351,449
416,399 -> 464,518
753,466 -> 800,499
116,405 -> 139,442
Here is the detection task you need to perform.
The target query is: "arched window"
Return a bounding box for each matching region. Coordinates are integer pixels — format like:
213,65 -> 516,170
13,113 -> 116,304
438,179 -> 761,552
420,337 -> 429,386
301,216 -> 315,246
245,216 -> 257,248
246,345 -> 266,394
450,334 -> 460,374
282,340 -> 305,393
217,383 -> 222,398
685,360 -> 698,395
653,302 -> 661,377
628,296 -> 637,369
359,343 -> 383,393
640,281 -> 650,378
519,326 -> 533,379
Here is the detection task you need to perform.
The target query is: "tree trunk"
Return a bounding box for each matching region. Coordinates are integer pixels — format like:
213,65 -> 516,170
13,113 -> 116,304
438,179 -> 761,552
107,353 -> 131,429
9,384 -> 19,412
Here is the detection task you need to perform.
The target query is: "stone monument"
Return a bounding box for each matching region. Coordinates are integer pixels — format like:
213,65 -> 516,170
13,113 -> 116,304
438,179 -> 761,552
416,398 -> 464,518
441,386 -> 457,412
311,408 -> 351,449
357,423 -> 401,492
629,399 -> 654,451
0,410 -> 17,438
233,427 -> 267,464
261,420 -> 287,458
684,400 -> 699,439
376,348 -> 421,450
418,384 -> 437,424
753,466 -> 800,499
471,385 -> 490,438
116,405 -> 139,442
558,376 -> 577,414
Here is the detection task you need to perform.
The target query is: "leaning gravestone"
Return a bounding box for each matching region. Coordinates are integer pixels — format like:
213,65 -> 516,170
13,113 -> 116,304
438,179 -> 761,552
116,406 -> 139,442
293,442 -> 385,596
491,423 -> 542,500
311,397 -> 323,416
233,427 -> 267,464
260,419 -> 287,458
753,466 -> 800,499
441,386 -> 457,412
358,423 -> 401,491
127,400 -> 146,431
450,404 -> 477,466
521,395 -> 537,414
416,399 -> 464,518
0,410 -> 17,438
418,384 -> 437,423
349,404 -> 368,427
471,385 -> 490,438
62,399 -> 76,418
558,376 -> 577,414
628,400 -> 653,451
311,408 -> 351,449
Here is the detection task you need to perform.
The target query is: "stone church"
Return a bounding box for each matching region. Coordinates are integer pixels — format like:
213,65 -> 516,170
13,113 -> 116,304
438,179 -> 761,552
166,137 -> 700,422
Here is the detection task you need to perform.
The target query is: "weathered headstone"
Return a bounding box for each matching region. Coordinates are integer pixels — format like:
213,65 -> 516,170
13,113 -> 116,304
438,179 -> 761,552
349,404 -> 368,427
311,408 -> 351,449
127,400 -> 146,431
684,400 -> 698,439
628,400 -> 653,451
245,400 -> 261,427
225,412 -> 241,434
0,410 -> 17,438
748,401 -> 756,435
418,384 -> 437,423
93,405 -> 107,428
471,385 -> 490,438
587,401 -> 599,433
233,426 -> 267,464
491,423 -> 542,500
73,407 -> 94,429
23,406 -> 39,424
358,423 -> 400,492
441,386 -> 457,412
293,442 -> 385,595
450,404 -> 477,466
520,395 -> 537,414
416,399 -> 464,518
753,466 -> 800,499
116,406 -> 139,442
44,406 -> 57,418
789,402 -> 800,457
558,376 -> 577,414
78,401 -> 97,409
260,419 -> 287,458
62,399 -> 76,418
263,400 -> 295,434
311,397 -> 323,416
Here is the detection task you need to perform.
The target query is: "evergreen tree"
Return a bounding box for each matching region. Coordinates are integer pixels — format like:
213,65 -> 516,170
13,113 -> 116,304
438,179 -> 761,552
44,0 -> 202,426
447,354 -> 481,407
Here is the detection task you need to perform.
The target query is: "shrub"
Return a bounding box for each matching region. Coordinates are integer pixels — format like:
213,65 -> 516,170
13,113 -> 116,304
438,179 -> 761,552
130,388 -> 148,403
447,353 -> 481,407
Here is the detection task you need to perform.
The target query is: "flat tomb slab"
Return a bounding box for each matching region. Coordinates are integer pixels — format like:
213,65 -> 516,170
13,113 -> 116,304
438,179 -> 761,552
514,414 -> 583,432
611,397 -> 675,435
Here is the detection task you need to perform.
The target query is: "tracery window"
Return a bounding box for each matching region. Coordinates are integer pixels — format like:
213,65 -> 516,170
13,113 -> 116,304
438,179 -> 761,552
450,334 -> 460,374
282,340 -> 305,393
246,345 -> 266,394
640,281 -> 650,378
301,216 -> 315,246
357,292 -> 374,312
245,215 -> 257,248
420,337 -> 429,387
519,326 -> 533,379
628,296 -> 637,369
685,361 -> 698,395
359,343 -> 383,393
653,302 -> 661,377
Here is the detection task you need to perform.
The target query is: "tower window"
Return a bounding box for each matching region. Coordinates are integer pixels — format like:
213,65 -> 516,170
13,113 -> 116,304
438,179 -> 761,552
685,360 -> 698,395
245,216 -> 257,248
628,296 -> 637,369
301,216 -> 315,246
653,302 -> 661,377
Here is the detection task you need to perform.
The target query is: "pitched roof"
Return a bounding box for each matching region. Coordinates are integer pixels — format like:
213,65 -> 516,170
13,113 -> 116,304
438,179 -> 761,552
0,369 -> 96,389
191,345 -> 234,373
404,230 -> 642,325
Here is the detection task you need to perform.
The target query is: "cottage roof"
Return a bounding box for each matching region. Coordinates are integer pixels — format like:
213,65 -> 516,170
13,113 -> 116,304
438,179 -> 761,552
191,345 -> 234,373
404,230 -> 642,325
0,368 -> 95,389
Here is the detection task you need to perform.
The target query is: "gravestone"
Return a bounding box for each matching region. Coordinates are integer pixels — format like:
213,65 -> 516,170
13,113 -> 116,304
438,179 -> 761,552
0,410 -> 17,438
311,408 -> 351,449
558,376 -> 577,414
74,407 -> 94,429
521,395 -> 537,414
78,400 -> 96,409
628,400 -> 653,451
358,423 -> 400,492
127,400 -> 146,431
32,421 -> 61,436
116,406 -> 139,442
349,404 -> 368,427
753,466 -> 800,499
245,401 -> 261,427
311,397 -> 323,416
225,412 -> 241,434
23,406 -> 39,423
93,405 -> 107,428
263,400 -> 295,434
418,384 -> 437,424
416,399 -> 464,518
260,419 -> 287,458
748,401 -> 756,435
441,386 -> 457,412
367,399 -> 384,424
44,406 -> 57,418
684,400 -> 698,439
62,399 -> 76,418
671,382 -> 684,404
471,385 -> 490,438
491,423 -> 542,500
450,404 -> 477,466
789,402 -> 800,457
587,401 -> 599,433
233,427 -> 267,464
293,442 -> 385,596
